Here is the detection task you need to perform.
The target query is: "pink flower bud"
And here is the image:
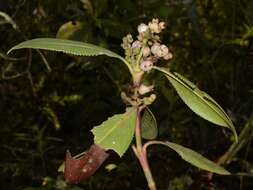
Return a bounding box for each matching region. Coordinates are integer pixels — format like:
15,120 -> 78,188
132,40 -> 142,49
143,46 -> 151,57
151,43 -> 160,55
140,60 -> 153,71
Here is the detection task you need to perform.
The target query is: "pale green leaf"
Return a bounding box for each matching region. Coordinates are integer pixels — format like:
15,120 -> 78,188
91,108 -> 137,157
141,107 -> 158,140
57,162 -> 65,173
56,21 -> 84,40
105,163 -> 117,172
153,67 -> 238,142
8,38 -> 121,58
149,141 -> 230,175
8,38 -> 133,75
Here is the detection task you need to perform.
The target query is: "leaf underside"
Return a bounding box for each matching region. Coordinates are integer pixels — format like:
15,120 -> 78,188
8,38 -> 124,60
141,107 -> 158,140
155,67 -> 237,142
91,107 -> 137,157
151,141 -> 230,175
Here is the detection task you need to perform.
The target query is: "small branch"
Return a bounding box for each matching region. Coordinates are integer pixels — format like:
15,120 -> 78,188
218,114 -> 253,165
35,49 -> 52,72
0,11 -> 51,72
0,11 -> 17,29
193,114 -> 253,185
25,50 -> 37,97
0,52 -> 26,61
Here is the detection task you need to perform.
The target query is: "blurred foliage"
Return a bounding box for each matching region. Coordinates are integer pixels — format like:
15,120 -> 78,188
1,0 -> 253,189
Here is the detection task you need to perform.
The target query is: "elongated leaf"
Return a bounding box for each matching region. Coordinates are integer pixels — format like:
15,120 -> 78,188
141,107 -> 158,139
154,67 -> 238,142
7,38 -> 133,74
91,108 -> 137,157
149,141 -> 230,175
8,38 -> 122,58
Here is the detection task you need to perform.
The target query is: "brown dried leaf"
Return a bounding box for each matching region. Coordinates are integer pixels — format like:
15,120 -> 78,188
64,144 -> 109,184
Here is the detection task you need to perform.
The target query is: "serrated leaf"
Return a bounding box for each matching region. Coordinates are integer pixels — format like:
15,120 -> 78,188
150,141 -> 230,175
154,67 -> 238,142
141,107 -> 158,140
91,108 -> 137,157
8,38 -> 122,58
7,38 -> 133,75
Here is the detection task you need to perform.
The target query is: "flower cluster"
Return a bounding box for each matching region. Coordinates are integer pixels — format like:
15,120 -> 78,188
121,18 -> 173,72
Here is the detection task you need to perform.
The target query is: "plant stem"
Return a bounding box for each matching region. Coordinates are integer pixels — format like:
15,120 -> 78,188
218,114 -> 253,164
133,107 -> 157,190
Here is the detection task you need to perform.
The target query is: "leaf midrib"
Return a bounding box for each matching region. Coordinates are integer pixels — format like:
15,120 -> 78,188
9,38 -> 119,57
21,40 -> 110,52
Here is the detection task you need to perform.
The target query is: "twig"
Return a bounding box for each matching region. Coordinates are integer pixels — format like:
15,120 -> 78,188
0,52 -> 26,61
218,114 -> 253,165
26,50 -> 37,97
0,11 -> 17,29
0,11 -> 51,72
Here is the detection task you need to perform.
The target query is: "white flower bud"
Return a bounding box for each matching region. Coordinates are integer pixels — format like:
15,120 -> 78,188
137,23 -> 148,33
148,18 -> 165,33
138,84 -> 154,95
143,94 -> 156,105
149,23 -> 159,33
159,22 -> 165,30
140,60 -> 153,71
143,46 -> 151,57
126,34 -> 133,43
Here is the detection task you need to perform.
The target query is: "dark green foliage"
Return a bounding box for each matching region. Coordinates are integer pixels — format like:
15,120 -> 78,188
1,0 -> 253,190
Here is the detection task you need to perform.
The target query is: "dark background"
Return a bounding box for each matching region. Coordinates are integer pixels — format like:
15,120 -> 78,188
1,0 -> 253,189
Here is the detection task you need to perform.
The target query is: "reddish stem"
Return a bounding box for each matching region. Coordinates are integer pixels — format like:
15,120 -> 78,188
133,107 -> 157,190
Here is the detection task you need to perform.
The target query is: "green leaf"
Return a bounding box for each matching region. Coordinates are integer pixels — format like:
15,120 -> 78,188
56,21 -> 84,40
141,107 -> 158,140
154,67 -> 238,142
149,141 -> 230,175
91,107 -> 137,157
8,38 -> 120,58
8,38 -> 133,75
57,162 -> 65,173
